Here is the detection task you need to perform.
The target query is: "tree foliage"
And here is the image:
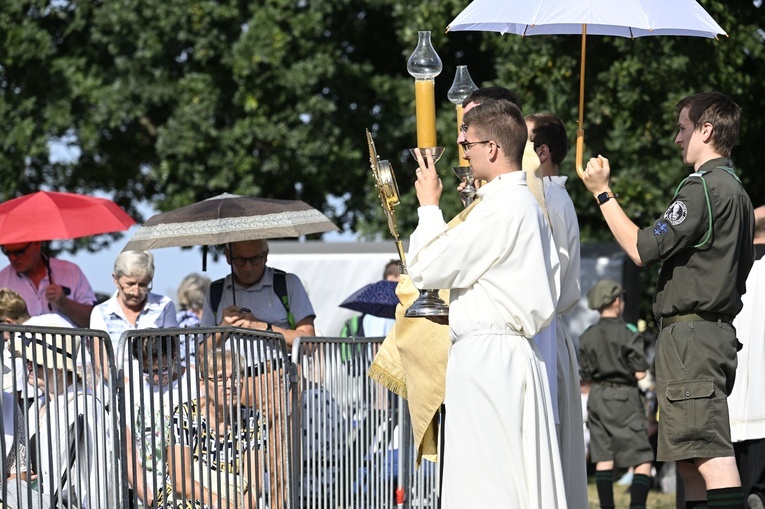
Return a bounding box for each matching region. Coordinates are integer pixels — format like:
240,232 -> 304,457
1,0 -> 764,252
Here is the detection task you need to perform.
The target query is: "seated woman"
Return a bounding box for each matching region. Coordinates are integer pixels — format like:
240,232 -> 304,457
19,331 -> 113,508
124,336 -> 198,507
161,348 -> 278,509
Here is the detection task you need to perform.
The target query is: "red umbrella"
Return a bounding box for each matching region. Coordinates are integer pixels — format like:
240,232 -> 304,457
0,191 -> 136,244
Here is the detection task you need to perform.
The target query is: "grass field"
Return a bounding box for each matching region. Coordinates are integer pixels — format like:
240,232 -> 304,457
587,479 -> 677,508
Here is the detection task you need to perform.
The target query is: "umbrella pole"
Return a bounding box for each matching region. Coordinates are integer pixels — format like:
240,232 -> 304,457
228,242 -> 237,307
576,24 -> 587,179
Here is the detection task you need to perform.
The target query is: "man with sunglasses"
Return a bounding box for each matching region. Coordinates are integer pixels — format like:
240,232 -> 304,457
200,239 -> 316,347
0,241 -> 96,327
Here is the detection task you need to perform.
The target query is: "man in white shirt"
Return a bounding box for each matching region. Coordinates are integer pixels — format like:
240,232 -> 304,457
407,98 -> 565,507
527,112 -> 589,508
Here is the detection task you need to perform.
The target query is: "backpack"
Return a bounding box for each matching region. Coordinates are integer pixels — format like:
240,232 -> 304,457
339,315 -> 365,338
209,268 -> 295,328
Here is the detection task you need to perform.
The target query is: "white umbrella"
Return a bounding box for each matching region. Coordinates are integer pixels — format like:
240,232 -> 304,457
447,0 -> 726,176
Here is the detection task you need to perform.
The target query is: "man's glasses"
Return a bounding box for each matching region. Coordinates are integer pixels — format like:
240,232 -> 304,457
459,140 -> 496,153
230,254 -> 266,267
2,244 -> 31,259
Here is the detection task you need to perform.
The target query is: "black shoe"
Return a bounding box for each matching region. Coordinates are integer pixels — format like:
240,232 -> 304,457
747,493 -> 765,509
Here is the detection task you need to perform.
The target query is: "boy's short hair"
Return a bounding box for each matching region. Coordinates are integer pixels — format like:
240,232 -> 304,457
676,91 -> 740,158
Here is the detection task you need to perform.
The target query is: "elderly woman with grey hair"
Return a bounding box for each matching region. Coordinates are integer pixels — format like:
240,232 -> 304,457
176,273 -> 211,329
89,250 -> 178,375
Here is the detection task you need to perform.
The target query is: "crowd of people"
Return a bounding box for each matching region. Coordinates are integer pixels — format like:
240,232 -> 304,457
1,87 -> 764,509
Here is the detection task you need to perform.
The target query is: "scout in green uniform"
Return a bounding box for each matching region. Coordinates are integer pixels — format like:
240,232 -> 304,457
582,91 -> 755,508
579,279 -> 654,509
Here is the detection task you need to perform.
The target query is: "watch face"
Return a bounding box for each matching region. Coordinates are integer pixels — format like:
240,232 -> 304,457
598,192 -> 609,203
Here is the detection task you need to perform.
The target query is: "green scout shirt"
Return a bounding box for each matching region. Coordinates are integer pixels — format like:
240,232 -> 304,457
636,157 -> 755,319
578,317 -> 648,386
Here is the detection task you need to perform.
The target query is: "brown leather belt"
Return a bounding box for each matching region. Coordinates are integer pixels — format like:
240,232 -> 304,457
660,312 -> 734,330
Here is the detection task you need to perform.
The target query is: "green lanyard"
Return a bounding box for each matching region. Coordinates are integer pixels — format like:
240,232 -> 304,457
672,165 -> 741,249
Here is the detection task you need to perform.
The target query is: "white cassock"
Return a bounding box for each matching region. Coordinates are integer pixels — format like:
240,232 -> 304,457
540,175 -> 589,509
407,171 -> 567,509
728,253 -> 765,442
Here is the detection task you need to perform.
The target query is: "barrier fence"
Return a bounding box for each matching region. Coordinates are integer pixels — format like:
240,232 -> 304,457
291,337 -> 439,509
0,325 -> 438,509
0,324 -> 122,508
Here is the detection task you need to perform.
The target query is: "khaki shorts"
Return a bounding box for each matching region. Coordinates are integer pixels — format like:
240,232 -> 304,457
587,384 -> 654,467
655,320 -> 738,462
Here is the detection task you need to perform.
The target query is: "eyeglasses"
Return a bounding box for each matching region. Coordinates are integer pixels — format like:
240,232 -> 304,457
459,140 -> 496,154
207,372 -> 244,385
230,254 -> 266,267
459,123 -> 468,134
116,279 -> 152,293
2,244 -> 31,259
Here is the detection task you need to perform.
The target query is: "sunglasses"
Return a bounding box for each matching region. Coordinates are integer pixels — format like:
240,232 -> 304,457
2,244 -> 31,259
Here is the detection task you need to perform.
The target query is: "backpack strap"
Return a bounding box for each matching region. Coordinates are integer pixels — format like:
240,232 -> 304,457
272,269 -> 295,329
340,315 -> 364,338
209,278 -> 225,316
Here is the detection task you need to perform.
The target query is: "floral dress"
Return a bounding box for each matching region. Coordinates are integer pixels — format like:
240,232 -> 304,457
157,400 -> 265,509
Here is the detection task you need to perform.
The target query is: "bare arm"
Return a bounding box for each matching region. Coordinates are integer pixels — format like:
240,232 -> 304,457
581,156 -> 644,267
125,428 -> 154,507
45,283 -> 94,327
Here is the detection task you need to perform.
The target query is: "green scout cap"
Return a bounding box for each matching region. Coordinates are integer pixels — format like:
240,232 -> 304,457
587,278 -> 623,310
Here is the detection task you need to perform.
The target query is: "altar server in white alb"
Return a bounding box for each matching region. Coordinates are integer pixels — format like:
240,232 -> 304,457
408,98 -> 565,508
527,112 -> 589,509
728,204 -> 765,509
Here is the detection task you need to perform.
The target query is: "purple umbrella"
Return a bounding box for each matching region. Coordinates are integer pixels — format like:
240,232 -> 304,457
340,280 -> 399,319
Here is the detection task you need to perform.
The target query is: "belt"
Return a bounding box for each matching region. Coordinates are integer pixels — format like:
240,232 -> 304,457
660,312 -> 733,330
595,380 -> 636,389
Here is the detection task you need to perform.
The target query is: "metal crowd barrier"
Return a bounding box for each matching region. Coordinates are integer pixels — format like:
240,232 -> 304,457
116,327 -> 298,509
0,323 -> 122,508
1,325 -> 439,509
291,337 -> 439,509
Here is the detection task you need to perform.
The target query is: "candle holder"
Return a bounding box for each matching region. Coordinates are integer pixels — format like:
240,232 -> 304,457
448,65 -> 479,207
405,31 -> 448,319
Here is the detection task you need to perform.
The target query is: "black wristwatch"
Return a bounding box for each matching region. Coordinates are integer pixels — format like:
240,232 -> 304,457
596,191 -> 618,206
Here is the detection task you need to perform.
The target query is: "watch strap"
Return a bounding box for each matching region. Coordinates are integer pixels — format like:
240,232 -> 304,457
596,192 -> 618,205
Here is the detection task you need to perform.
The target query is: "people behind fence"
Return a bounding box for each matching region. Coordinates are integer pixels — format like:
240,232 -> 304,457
124,335 -> 198,508
17,329 -> 112,508
578,279 -> 654,509
161,347 -> 278,509
176,273 -> 211,329
90,250 -> 178,375
1,288 -> 74,398
200,239 -> 315,347
0,242 -> 96,328
406,97 -> 565,506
